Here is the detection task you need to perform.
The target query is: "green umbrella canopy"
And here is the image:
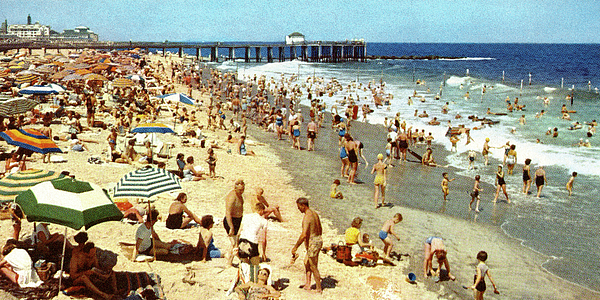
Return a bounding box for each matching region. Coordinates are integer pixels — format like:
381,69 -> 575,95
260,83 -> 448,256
15,177 -> 123,230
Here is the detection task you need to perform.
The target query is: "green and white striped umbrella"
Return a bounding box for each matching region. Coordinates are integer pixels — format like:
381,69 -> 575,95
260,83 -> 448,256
113,166 -> 181,199
15,177 -> 123,230
0,97 -> 40,116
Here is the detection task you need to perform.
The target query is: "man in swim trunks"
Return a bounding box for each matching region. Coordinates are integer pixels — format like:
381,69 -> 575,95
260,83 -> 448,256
397,131 -> 409,161
225,179 -> 245,265
379,213 -> 402,259
292,197 -> 323,293
306,118 -> 318,151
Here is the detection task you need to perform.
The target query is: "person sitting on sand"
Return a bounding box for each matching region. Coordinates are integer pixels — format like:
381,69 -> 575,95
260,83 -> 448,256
196,215 -> 224,261
345,217 -> 373,259
330,179 -> 344,199
379,213 -> 402,259
422,148 -> 436,166
135,209 -> 176,258
183,156 -> 206,181
234,267 -> 280,300
237,135 -> 256,156
255,187 -> 283,222
28,222 -> 73,255
166,192 -> 202,229
70,242 -> 119,299
423,236 -> 456,281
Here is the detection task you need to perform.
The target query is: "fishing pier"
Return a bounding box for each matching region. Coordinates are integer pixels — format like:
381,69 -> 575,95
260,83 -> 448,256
0,40 -> 367,63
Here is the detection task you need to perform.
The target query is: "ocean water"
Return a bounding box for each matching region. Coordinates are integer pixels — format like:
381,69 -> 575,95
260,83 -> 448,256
175,43 -> 599,292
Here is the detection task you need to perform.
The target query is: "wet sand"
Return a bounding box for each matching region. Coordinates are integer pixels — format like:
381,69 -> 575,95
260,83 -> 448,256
246,103 -> 599,299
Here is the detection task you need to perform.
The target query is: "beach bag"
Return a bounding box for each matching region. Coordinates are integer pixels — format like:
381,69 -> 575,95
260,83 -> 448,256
336,241 -> 351,262
34,260 -> 56,281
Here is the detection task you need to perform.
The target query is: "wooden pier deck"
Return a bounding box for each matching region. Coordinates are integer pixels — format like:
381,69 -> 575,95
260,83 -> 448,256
0,40 -> 367,63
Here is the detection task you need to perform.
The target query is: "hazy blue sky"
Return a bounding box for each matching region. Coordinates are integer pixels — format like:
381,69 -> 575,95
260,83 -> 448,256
1,0 -> 599,43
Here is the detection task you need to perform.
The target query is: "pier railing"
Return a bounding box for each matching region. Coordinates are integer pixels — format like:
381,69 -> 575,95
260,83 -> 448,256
0,40 -> 367,63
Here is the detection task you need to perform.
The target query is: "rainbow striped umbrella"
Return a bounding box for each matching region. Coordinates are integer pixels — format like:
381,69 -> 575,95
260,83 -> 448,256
0,169 -> 64,203
0,129 -> 62,154
131,123 -> 175,134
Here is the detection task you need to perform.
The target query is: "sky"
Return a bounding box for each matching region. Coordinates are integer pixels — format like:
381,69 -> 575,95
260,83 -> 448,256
1,0 -> 599,43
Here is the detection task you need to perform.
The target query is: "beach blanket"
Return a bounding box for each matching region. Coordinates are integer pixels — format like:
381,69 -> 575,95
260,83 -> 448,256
0,276 -> 58,300
63,272 -> 165,300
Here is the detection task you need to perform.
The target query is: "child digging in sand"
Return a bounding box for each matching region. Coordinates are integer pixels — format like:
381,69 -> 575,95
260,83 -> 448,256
330,179 -> 343,199
379,213 -> 402,259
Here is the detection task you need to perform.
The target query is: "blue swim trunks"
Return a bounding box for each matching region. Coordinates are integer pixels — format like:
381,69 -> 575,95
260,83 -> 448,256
379,230 -> 388,240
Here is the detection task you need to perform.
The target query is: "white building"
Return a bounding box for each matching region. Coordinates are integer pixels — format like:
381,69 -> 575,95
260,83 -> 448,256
7,22 -> 50,39
286,32 -> 305,45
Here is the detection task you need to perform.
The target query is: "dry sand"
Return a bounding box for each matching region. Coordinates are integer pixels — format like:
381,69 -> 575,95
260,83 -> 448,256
0,52 -> 438,300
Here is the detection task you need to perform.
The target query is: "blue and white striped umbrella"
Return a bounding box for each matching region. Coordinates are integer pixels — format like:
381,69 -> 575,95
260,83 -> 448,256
18,85 -> 61,95
156,93 -> 195,105
113,167 -> 181,199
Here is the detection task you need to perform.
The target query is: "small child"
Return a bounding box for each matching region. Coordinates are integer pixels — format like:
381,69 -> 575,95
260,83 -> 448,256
441,172 -> 455,201
469,175 -> 482,212
566,171 -> 577,196
384,138 -> 393,165
206,148 -> 217,178
379,213 -> 402,258
468,150 -> 477,169
330,179 -> 343,199
468,251 -> 499,299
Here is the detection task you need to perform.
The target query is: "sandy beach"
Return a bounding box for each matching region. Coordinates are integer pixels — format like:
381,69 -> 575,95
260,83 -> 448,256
0,49 -> 598,300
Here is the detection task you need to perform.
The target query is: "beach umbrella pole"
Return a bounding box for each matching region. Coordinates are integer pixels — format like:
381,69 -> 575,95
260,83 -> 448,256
58,227 -> 67,294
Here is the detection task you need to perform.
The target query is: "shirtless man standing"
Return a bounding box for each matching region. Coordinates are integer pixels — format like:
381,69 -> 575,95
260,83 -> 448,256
291,197 -> 323,293
306,118 -> 318,151
225,179 -> 245,264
